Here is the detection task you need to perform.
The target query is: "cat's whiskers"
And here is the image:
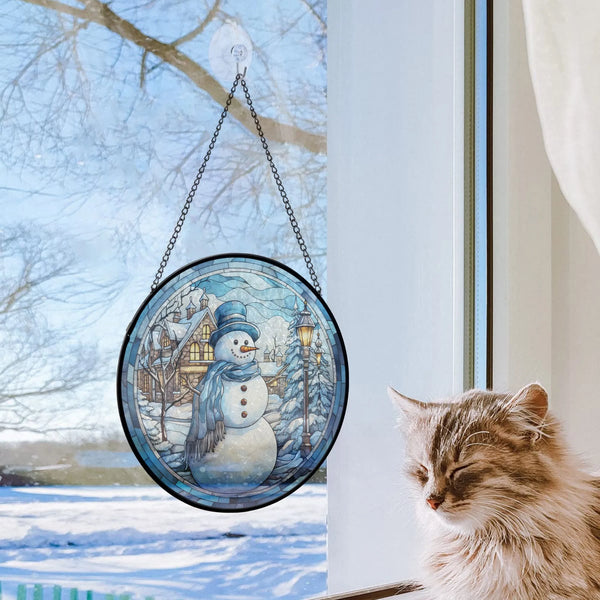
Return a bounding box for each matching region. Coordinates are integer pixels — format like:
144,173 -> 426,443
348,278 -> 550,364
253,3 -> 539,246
395,383 -> 600,597
482,499 -> 538,576
449,478 -> 546,576
484,500 -> 533,535
479,498 -> 538,547
480,490 -> 529,508
463,442 -> 494,449
433,420 -> 457,443
462,430 -> 490,444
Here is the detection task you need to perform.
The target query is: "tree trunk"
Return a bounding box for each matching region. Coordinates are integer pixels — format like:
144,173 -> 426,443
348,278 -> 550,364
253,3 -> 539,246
160,395 -> 167,442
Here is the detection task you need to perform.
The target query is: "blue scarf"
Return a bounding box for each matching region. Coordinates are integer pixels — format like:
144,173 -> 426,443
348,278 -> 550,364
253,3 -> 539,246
185,359 -> 260,464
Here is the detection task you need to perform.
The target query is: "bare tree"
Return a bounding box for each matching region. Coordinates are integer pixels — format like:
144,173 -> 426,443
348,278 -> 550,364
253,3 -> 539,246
17,0 -> 325,152
0,0 -> 327,437
0,226 -> 117,435
139,339 -> 193,442
0,0 -> 327,275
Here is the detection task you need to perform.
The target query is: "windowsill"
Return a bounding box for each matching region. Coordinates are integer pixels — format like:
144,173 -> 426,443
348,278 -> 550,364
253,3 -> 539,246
309,581 -> 423,600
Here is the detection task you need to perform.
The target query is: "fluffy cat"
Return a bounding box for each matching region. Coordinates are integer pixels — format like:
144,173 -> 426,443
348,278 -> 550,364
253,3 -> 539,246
389,383 -> 600,600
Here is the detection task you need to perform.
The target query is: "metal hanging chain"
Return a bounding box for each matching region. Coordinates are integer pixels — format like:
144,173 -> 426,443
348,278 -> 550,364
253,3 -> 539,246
151,72 -> 322,296
151,75 -> 240,291
239,77 -> 321,295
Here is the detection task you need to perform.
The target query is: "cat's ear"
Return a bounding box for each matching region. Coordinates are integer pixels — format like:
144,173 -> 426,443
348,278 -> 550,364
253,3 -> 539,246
506,382 -> 549,422
388,386 -> 427,422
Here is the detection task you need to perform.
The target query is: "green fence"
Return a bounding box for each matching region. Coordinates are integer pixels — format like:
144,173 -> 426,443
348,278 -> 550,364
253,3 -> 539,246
0,583 -> 162,600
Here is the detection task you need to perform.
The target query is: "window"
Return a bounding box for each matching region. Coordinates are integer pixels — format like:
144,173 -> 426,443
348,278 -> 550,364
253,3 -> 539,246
189,342 -> 201,362
1,1 -> 324,599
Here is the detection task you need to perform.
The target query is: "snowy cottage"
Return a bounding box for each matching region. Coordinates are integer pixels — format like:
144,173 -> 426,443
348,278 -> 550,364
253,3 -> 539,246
138,291 -> 287,403
138,291 -> 217,402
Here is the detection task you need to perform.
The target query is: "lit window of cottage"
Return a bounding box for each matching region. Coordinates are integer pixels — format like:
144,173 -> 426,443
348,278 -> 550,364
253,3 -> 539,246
190,342 -> 200,361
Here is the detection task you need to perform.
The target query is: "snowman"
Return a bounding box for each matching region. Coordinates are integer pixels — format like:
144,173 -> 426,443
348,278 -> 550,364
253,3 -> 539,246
185,300 -> 277,493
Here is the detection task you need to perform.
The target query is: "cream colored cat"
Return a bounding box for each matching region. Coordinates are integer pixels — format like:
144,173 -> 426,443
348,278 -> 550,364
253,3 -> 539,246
389,383 -> 600,600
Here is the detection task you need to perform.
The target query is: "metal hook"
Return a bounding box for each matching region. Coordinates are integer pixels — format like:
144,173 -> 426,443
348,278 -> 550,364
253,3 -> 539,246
231,44 -> 248,77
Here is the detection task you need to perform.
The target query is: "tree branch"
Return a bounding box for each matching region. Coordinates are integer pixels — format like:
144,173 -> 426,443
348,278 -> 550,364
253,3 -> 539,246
20,0 -> 326,154
172,0 -> 221,47
139,48 -> 148,88
23,0 -> 89,20
300,0 -> 326,34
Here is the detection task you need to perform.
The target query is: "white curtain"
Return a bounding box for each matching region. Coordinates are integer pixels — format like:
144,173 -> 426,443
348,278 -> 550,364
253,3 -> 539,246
522,0 -> 600,255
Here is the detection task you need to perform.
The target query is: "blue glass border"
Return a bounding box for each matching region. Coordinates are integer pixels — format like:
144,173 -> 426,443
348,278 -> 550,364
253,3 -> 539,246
117,253 -> 348,512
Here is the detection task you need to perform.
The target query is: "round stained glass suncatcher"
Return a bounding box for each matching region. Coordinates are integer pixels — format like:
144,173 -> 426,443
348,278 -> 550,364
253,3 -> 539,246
118,254 -> 348,511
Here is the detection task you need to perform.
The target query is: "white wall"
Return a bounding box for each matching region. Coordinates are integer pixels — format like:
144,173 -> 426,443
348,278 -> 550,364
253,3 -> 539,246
326,0 -> 464,594
551,180 -> 600,465
492,0 -> 553,393
493,0 -> 600,465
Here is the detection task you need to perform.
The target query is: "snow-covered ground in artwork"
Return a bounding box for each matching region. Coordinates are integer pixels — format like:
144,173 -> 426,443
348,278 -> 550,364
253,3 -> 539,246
0,484 -> 327,600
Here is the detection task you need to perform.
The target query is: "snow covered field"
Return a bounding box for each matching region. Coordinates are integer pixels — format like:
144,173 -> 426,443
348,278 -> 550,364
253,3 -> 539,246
0,484 -> 327,600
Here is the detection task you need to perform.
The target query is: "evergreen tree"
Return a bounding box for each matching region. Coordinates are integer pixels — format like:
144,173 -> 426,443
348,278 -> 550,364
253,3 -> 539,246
308,342 -> 334,435
274,303 -> 305,452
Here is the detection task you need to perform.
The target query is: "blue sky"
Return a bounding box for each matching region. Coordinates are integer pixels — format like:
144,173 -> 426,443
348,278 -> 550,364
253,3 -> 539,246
0,0 -> 327,439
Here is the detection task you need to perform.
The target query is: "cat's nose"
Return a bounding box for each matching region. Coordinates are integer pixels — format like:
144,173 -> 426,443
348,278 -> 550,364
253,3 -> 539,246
426,495 -> 444,510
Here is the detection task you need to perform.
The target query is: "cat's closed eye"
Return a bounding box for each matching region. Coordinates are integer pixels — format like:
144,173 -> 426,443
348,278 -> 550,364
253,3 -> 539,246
409,464 -> 429,485
448,462 -> 476,481
393,384 -> 600,598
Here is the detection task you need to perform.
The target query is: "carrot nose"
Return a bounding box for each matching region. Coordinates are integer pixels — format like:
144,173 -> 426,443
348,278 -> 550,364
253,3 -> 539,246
240,345 -> 258,353
426,496 -> 444,510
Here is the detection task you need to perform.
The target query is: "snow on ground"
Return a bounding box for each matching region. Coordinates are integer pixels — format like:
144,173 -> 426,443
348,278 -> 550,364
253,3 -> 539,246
0,484 -> 327,600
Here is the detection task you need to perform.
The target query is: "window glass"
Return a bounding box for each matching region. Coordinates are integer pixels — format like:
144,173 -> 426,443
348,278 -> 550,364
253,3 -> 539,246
0,1 -> 326,598
190,342 -> 201,362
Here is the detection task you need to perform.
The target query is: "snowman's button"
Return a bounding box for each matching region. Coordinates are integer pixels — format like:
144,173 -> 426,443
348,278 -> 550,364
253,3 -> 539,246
240,398 -> 247,406
241,411 -> 248,418
241,385 -> 248,392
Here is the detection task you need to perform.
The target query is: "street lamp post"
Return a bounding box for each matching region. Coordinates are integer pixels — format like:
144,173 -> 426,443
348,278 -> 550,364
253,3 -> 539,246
315,331 -> 323,366
296,300 -> 315,458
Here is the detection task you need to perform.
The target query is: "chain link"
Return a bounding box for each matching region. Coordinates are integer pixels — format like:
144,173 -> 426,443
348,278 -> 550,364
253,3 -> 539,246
239,78 -> 321,295
151,76 -> 240,291
151,73 -> 322,296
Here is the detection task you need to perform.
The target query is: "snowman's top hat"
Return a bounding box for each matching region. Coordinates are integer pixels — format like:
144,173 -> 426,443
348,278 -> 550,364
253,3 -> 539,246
209,300 -> 260,348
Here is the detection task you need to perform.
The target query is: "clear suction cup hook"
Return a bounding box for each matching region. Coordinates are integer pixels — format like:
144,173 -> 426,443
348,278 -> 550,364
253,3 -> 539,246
209,22 -> 253,83
231,44 -> 248,63
231,44 -> 248,76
